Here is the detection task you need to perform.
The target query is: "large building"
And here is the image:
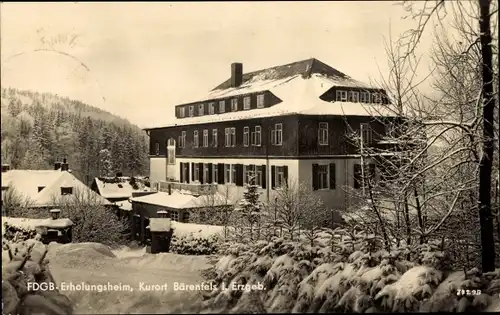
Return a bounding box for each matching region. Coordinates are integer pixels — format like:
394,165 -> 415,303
144,58 -> 396,210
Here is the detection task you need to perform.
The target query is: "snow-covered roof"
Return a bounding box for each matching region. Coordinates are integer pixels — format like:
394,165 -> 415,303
1,169 -> 111,207
34,218 -> 73,228
130,190 -> 229,209
93,177 -> 150,199
171,221 -> 223,238
148,218 -> 171,232
145,58 -> 394,129
114,200 -> 133,211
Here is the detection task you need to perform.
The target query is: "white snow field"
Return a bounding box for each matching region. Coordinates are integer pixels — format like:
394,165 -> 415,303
46,242 -> 211,314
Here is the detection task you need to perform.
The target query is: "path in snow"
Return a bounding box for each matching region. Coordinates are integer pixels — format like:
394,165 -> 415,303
46,243 -> 212,314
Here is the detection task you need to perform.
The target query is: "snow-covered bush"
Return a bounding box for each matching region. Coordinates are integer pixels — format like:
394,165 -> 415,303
193,226 -> 500,313
169,234 -> 219,255
2,237 -> 74,314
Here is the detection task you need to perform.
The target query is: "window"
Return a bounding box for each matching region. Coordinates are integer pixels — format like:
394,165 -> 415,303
178,107 -> 185,118
318,122 -> 328,146
224,164 -> 231,184
182,212 -> 190,223
167,147 -> 175,164
360,123 -> 372,145
231,164 -> 236,184
243,96 -> 251,110
271,123 -> 283,146
61,187 -> 73,195
209,102 -> 215,115
225,128 -> 231,147
193,130 -> 199,148
212,129 -> 218,147
169,210 -> 179,221
243,126 -> 250,147
155,142 -> 160,155
372,93 -> 382,104
336,90 -> 348,101
194,163 -> 200,182
231,98 -> 238,111
354,164 -> 376,188
38,186 -> 45,192
318,165 -> 328,189
203,129 -> 209,147
360,91 -> 370,103
204,164 -> 210,182
255,165 -> 263,187
180,131 -> 186,148
349,91 -> 360,102
230,127 -> 236,147
275,166 -> 286,187
198,104 -> 204,115
257,94 -> 265,108
212,164 -> 218,183
252,126 -> 262,146
189,106 -> 194,117
219,100 -> 225,113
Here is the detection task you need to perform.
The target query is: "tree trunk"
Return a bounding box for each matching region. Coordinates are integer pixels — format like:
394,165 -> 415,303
478,0 -> 496,273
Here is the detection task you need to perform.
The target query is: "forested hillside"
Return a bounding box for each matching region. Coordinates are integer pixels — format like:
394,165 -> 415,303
0,87 -> 149,185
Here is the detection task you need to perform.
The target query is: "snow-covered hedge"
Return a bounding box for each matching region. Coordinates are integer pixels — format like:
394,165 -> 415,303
169,222 -> 223,256
194,229 -> 500,313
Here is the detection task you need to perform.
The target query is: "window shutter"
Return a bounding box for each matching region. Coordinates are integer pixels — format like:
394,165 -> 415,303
180,163 -> 184,183
208,163 -> 213,183
329,163 -> 336,189
218,164 -> 224,184
312,164 -> 319,191
191,163 -> 195,182
199,163 -> 204,184
271,166 -> 276,189
283,166 -> 288,187
261,165 -> 267,189
235,164 -> 244,186
271,129 -> 276,145
186,163 -> 190,183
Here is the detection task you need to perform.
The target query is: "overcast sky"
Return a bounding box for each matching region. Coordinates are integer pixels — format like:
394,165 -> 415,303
1,1 -> 444,128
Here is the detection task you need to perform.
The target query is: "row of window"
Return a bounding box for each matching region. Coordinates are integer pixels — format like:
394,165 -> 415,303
178,94 -> 266,118
311,162 -> 376,190
335,90 -> 385,104
155,122 -> 373,155
179,162 -> 288,189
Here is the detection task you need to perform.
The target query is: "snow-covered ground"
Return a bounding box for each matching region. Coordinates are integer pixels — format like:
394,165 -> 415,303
2,217 -> 214,314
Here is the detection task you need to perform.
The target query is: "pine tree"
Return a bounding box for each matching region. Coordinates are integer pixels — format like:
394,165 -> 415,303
236,172 -> 263,241
98,149 -> 114,177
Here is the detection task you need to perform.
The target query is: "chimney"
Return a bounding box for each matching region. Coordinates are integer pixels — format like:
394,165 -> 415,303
50,209 -> 61,220
54,161 -> 62,170
61,158 -> 69,171
1,164 -> 10,173
157,210 -> 168,218
168,184 -> 172,195
230,63 -> 243,88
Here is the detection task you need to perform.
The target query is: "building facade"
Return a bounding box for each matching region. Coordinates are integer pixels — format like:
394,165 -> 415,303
144,58 -> 397,210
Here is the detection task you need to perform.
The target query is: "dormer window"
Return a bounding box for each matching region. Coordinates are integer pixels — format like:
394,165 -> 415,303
231,99 -> 238,112
349,91 -> 360,102
372,93 -> 382,104
178,107 -> 185,118
257,94 -> 265,108
360,91 -> 370,103
208,102 -> 215,115
38,186 -> 45,192
336,90 -> 348,101
188,106 -> 194,117
61,187 -> 73,195
243,96 -> 251,110
198,104 -> 204,115
219,100 -> 225,113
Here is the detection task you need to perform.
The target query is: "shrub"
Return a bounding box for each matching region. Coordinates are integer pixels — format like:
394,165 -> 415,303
170,233 -> 219,255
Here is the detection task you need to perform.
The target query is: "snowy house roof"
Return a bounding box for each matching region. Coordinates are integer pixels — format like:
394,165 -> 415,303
148,218 -> 171,232
1,169 -> 111,207
93,177 -> 150,199
130,191 -> 229,209
145,58 -> 395,129
34,218 -> 73,229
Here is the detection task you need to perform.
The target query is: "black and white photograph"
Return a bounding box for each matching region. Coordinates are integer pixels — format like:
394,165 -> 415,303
1,1 -> 499,314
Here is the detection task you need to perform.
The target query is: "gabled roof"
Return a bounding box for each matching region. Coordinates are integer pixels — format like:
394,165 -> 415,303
93,177 -> 150,199
212,58 -> 356,90
2,170 -> 111,207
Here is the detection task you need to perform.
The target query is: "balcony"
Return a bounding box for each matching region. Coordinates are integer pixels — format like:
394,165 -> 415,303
158,180 -> 217,196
